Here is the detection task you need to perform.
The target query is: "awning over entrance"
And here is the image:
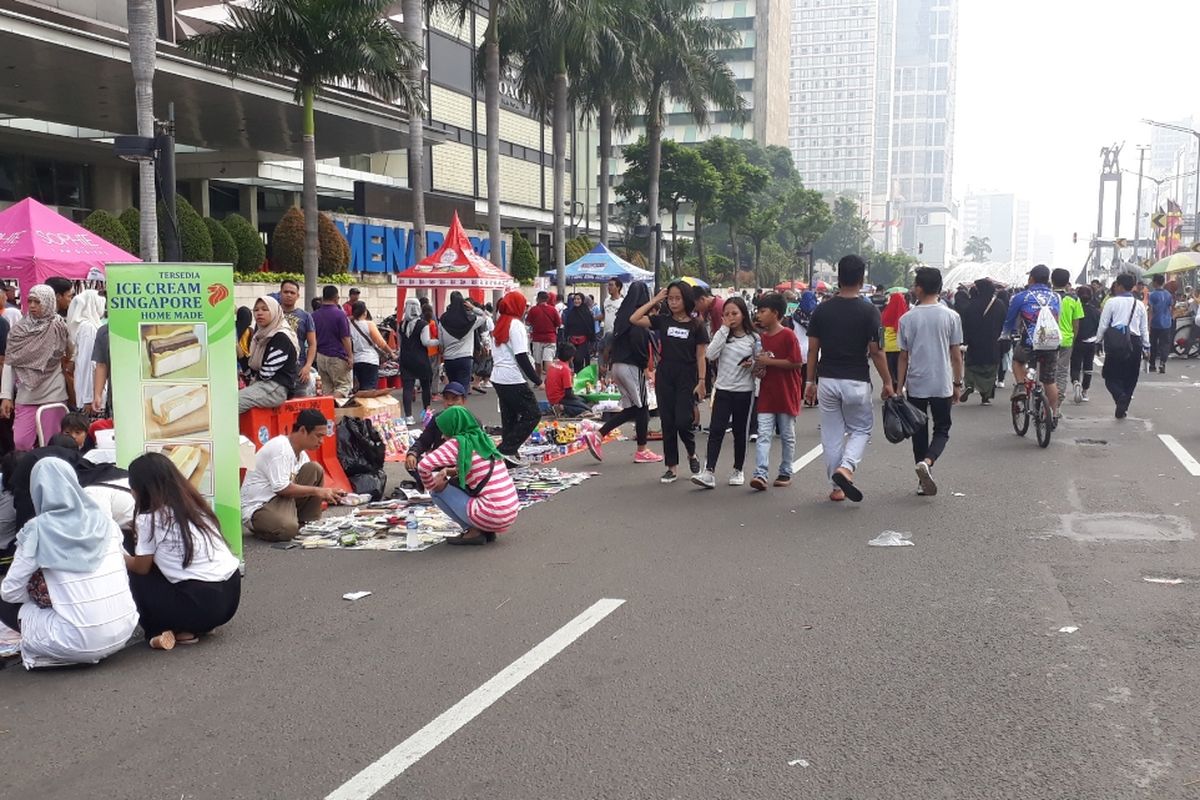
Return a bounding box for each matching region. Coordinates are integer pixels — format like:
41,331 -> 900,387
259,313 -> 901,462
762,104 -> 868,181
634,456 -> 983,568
0,2 -> 415,159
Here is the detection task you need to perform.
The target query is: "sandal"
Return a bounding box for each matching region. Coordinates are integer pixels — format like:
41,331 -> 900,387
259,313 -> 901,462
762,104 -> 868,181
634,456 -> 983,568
831,470 -> 863,503
829,488 -> 846,502
150,631 -> 176,651
174,633 -> 201,646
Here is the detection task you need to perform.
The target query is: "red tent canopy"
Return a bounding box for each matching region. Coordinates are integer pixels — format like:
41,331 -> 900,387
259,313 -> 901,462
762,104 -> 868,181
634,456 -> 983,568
394,212 -> 515,290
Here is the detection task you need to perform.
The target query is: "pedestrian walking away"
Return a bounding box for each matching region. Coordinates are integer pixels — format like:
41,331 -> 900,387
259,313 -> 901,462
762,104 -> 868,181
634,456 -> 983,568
1095,273 -> 1150,419
805,255 -> 895,503
1147,274 -> 1174,374
1051,268 -> 1082,422
959,278 -> 1006,405
1070,285 -> 1100,403
595,282 -> 662,464
896,268 -> 963,497
881,291 -> 908,393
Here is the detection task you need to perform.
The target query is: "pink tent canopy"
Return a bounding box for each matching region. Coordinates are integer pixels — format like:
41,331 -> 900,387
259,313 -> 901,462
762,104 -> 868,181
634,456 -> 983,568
0,198 -> 140,291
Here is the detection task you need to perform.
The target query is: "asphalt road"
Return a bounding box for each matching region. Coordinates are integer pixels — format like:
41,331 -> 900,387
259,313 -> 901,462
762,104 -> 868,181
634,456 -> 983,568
4,364 -> 1200,799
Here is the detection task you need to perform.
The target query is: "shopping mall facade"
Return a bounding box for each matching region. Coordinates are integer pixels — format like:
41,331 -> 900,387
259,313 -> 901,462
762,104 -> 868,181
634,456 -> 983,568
0,0 -> 601,271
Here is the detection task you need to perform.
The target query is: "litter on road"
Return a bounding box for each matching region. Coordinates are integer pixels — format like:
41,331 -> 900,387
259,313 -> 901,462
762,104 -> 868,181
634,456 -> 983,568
1143,577 -> 1185,585
342,591 -> 372,601
868,531 -> 914,547
1057,626 -> 1079,633
788,759 -> 811,768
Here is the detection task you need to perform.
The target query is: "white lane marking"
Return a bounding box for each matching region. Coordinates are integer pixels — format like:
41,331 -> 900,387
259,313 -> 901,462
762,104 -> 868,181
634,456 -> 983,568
325,598 -> 626,800
791,444 -> 823,474
1158,434 -> 1200,476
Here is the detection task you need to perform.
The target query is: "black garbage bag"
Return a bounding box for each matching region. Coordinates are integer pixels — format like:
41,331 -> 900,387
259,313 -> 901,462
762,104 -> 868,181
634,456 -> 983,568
351,469 -> 388,501
882,395 -> 928,444
337,417 -> 385,476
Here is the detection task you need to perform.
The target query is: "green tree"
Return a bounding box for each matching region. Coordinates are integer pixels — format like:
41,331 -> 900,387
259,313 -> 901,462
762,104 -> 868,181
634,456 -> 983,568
813,195 -> 872,264
118,208 -> 142,258
742,203 -> 781,289
780,186 -> 832,285
184,0 -> 422,303
565,235 -> 595,264
223,213 -> 267,272
964,235 -> 992,262
635,0 -> 744,287
698,139 -> 767,272
866,250 -> 919,289
204,217 -> 239,266
81,210 -> 132,253
510,229 -> 539,284
161,196 -> 213,262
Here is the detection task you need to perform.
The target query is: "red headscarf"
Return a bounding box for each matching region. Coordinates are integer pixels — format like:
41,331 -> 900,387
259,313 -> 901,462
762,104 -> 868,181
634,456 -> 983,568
881,292 -> 908,329
493,291 -> 528,345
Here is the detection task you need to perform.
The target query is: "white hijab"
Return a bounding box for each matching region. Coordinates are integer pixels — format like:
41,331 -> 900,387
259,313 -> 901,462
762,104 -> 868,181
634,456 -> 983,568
66,289 -> 106,339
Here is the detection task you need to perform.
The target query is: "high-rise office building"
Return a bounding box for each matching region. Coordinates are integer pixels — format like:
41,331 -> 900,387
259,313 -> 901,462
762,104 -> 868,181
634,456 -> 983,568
962,192 -> 1028,265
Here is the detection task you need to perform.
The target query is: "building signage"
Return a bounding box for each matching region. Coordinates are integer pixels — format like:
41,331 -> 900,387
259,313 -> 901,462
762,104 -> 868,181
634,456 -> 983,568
107,264 -> 242,556
331,213 -> 509,275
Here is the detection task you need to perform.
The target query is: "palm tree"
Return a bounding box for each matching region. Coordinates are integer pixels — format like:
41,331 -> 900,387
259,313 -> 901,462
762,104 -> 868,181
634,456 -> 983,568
184,0 -> 422,302
964,235 -> 992,262
127,0 -> 159,261
497,0 -> 611,297
635,0 -> 745,285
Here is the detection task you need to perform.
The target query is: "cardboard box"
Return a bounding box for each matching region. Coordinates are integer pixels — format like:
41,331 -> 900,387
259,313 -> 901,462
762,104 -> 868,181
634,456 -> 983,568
334,394 -> 403,422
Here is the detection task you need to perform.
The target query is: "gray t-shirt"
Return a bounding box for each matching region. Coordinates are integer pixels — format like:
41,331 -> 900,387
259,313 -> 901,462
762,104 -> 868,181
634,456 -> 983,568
898,303 -> 962,399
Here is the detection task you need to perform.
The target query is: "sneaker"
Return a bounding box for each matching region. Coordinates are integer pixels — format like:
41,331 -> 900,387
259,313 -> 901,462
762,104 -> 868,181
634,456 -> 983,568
1081,391 -> 1089,402
688,455 -> 702,476
1072,381 -> 1083,404
750,475 -> 768,491
634,449 -> 664,463
959,387 -> 973,402
691,469 -> 716,489
728,469 -> 745,486
915,461 -> 937,497
660,469 -> 678,484
749,432 -> 758,442
980,398 -> 992,406
996,380 -> 1006,389
773,475 -> 791,487
916,484 -> 926,496
583,432 -> 603,461
404,416 -> 416,426
1159,366 -> 1166,374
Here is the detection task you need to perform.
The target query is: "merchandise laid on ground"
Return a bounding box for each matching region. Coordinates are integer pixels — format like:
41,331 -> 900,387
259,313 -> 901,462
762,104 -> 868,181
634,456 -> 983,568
293,468 -> 596,551
518,420 -> 622,463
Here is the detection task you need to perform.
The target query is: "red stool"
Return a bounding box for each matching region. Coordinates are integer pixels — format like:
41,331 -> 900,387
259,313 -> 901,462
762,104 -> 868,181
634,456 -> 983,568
276,397 -> 352,493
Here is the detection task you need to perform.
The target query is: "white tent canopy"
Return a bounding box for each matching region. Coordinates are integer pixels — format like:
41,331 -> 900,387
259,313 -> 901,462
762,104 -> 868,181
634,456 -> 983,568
943,261 -> 1033,288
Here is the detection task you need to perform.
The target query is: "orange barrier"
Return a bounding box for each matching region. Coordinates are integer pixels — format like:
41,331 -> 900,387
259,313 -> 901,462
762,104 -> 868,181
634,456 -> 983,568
238,397 -> 352,493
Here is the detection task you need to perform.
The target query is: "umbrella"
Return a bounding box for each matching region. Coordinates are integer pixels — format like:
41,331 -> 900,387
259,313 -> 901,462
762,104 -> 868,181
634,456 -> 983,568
813,280 -> 830,292
1143,252 -> 1200,277
679,276 -> 709,290
776,280 -> 808,291
886,286 -> 907,294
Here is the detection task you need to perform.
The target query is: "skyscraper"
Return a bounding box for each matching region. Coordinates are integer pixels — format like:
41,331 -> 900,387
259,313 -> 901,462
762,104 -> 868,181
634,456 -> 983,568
962,192 -> 1027,265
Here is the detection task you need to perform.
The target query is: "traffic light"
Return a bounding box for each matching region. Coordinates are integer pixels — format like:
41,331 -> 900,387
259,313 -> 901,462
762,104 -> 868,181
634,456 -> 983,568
918,242 -> 924,255
1072,232 -> 1077,244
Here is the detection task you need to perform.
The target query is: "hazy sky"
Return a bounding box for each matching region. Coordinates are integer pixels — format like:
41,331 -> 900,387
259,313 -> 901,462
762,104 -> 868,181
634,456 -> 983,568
954,0 -> 1200,267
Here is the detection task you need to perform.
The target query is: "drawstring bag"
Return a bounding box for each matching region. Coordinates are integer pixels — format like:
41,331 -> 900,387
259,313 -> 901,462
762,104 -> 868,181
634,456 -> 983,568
883,395 -> 928,443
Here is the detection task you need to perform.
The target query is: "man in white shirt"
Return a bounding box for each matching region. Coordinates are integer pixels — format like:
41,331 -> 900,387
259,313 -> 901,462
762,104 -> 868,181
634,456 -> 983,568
241,409 -> 344,541
599,277 -> 625,372
1095,272 -> 1151,419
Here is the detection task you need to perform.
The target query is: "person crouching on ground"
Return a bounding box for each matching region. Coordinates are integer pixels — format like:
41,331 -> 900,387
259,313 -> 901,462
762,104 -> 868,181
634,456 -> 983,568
240,409 -> 345,541
0,457 -> 137,669
405,381 -> 468,490
125,453 -> 241,651
417,406 -> 518,546
546,343 -> 595,419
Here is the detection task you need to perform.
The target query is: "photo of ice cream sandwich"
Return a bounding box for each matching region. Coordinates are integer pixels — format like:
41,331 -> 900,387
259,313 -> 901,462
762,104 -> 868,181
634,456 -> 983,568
156,441 -> 212,493
141,324 -> 207,380
143,384 -> 210,439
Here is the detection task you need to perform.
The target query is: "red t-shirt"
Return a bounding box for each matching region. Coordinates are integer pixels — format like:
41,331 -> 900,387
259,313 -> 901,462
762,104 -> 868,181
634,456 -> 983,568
708,296 -> 725,335
526,303 -> 562,344
545,360 -> 573,404
757,327 -> 802,416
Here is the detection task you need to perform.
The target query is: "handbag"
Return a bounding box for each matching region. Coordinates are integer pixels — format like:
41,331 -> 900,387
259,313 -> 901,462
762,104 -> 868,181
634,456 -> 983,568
1101,300 -> 1137,360
351,319 -> 391,361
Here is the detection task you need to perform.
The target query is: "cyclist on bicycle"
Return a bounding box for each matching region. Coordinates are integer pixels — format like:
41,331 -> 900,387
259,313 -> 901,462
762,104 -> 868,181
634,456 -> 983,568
1002,264 -> 1061,411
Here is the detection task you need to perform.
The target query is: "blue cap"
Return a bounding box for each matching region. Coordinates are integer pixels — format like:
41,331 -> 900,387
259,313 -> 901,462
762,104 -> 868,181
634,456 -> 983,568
443,381 -> 468,397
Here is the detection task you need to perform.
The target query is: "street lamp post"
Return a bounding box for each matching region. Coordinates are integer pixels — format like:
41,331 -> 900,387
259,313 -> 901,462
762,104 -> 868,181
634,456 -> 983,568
1143,119 -> 1200,245
1133,145 -> 1149,262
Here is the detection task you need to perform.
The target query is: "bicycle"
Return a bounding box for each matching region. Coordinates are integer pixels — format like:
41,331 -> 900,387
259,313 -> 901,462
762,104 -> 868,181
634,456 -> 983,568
1011,362 -> 1053,447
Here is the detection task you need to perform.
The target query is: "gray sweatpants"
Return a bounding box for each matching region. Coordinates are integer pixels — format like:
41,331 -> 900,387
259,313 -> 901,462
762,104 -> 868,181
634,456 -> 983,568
818,378 -> 874,487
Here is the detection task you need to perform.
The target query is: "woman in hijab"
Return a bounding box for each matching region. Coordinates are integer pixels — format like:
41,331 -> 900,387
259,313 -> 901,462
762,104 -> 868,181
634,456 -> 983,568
438,291 -> 491,390
238,296 -> 299,414
959,278 -> 1006,405
0,457 -> 137,669
417,405 -> 518,545
880,291 -> 908,392
0,285 -> 71,451
66,289 -> 106,410
563,293 -> 597,373
594,281 -> 663,463
397,297 -> 438,424
490,291 -> 542,464
953,287 -> 971,311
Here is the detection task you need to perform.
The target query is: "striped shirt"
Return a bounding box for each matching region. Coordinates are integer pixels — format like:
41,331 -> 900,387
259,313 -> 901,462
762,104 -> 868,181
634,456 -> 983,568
418,440 -> 519,533
254,331 -> 298,391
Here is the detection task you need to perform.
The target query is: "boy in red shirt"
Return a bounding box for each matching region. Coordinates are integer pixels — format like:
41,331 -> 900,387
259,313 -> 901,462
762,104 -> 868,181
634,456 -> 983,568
545,343 -> 592,418
750,292 -> 803,491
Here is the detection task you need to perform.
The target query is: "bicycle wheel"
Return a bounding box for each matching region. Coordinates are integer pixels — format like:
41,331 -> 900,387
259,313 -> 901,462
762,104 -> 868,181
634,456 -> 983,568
1011,393 -> 1029,436
1034,393 -> 1052,447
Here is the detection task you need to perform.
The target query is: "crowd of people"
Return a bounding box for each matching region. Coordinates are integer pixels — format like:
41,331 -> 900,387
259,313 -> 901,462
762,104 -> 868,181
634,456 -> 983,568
0,256 -> 1185,670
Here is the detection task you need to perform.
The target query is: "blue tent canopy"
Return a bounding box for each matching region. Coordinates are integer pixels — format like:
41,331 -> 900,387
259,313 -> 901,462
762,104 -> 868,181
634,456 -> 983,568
545,243 -> 654,284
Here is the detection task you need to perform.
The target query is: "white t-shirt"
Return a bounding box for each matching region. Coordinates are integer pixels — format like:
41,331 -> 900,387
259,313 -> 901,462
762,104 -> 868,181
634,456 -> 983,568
84,479 -> 136,532
602,294 -> 623,335
490,321 -> 531,386
240,435 -> 310,521
349,319 -> 380,366
135,510 -> 239,583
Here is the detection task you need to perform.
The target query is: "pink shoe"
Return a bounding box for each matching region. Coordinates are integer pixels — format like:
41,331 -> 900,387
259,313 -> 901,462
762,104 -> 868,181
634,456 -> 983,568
583,432 -> 603,461
633,449 -> 664,463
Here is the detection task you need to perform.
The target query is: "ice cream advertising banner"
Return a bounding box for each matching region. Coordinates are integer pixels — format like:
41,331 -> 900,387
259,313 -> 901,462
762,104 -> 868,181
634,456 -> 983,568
106,264 -> 241,556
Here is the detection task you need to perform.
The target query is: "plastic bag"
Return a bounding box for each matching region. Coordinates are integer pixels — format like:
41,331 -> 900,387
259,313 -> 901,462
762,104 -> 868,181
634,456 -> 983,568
882,396 -> 927,443
337,417 -> 386,476
350,469 -> 388,501
868,530 -> 914,547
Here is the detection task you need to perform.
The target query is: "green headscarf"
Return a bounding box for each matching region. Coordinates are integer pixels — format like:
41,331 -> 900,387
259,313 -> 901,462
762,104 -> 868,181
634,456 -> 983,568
434,406 -> 503,488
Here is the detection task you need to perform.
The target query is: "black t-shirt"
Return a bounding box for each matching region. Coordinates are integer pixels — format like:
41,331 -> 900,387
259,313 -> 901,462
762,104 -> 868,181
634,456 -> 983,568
807,296 -> 881,382
609,323 -> 649,369
651,314 -> 710,366
257,331 -> 299,394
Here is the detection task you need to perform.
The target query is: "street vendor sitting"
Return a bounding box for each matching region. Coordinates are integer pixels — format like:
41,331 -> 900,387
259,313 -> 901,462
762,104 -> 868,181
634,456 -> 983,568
546,344 -> 593,418
404,381 -> 468,491
240,409 -> 344,541
238,296 -> 299,414
417,406 -> 518,546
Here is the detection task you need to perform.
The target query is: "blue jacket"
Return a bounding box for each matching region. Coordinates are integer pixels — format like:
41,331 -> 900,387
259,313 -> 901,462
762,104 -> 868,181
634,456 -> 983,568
1002,284 -> 1060,347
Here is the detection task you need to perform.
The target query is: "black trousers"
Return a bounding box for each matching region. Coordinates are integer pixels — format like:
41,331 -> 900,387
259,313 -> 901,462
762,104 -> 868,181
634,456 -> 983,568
494,382 -> 541,456
656,360 -> 699,467
1070,341 -> 1095,390
1149,328 -> 1172,368
1103,351 -> 1141,406
706,389 -> 753,471
557,390 -> 592,417
599,404 -> 649,447
443,356 -> 473,388
128,566 -> 241,640
0,598 -> 20,632
400,365 -> 432,417
908,396 -> 953,466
